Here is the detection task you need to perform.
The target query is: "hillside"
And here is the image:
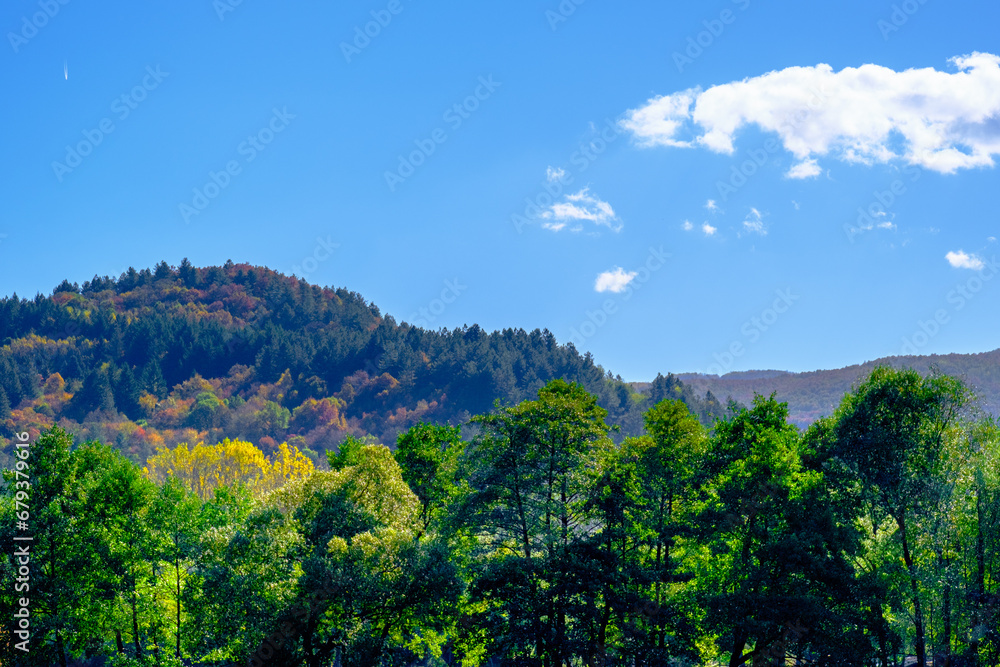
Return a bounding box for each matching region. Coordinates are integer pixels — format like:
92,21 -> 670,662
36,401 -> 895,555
671,349 -> 1000,427
0,261 -> 726,465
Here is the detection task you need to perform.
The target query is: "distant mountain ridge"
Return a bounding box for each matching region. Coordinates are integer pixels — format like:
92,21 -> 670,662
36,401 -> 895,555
669,349 -> 1000,426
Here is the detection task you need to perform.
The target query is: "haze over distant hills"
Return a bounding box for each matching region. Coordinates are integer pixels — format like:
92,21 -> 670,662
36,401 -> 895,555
660,349 -> 1000,427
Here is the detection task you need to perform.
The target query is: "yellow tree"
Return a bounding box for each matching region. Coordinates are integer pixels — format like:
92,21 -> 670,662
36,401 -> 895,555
145,439 -> 314,500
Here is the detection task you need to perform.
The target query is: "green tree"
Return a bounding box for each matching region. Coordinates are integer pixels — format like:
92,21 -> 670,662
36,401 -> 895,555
831,367 -> 969,667
696,395 -> 871,666
113,364 -> 142,419
68,366 -> 116,420
462,379 -> 612,665
9,428 -> 81,667
0,386 -> 11,421
265,444 -> 462,667
327,434 -> 377,471
74,440 -> 159,660
149,477 -> 203,660
394,422 -> 465,540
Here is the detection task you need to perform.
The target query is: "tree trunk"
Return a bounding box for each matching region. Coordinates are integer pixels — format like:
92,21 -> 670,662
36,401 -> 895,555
975,482 -> 986,597
132,590 -> 143,659
898,514 -> 926,667
874,603 -> 890,667
55,628 -> 68,667
942,574 -> 951,662
116,629 -> 125,655
175,551 -> 183,657
728,626 -> 749,667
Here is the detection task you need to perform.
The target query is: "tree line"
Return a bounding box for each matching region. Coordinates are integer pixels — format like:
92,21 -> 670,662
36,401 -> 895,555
2,366 -> 999,666
0,261 -> 727,465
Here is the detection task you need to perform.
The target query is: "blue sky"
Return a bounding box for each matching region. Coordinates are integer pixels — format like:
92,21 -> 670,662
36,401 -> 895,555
2,0 -> 998,381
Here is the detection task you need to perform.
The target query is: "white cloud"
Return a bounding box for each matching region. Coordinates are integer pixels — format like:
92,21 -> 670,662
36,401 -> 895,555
946,250 -> 985,270
792,200 -> 801,210
595,267 -> 638,293
546,166 -> 567,183
989,236 -> 997,243
682,220 -> 694,231
856,209 -> 897,233
702,222 -> 717,236
705,199 -> 719,212
742,208 -> 767,235
540,187 -> 623,233
786,158 -> 822,179
622,53 -> 1000,174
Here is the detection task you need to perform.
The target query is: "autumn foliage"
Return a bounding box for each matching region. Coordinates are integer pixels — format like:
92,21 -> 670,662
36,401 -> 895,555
144,438 -> 315,499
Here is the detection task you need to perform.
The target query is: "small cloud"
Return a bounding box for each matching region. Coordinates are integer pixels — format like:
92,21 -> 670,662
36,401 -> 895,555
595,267 -> 638,293
742,208 -> 767,236
540,187 -> 623,233
786,159 -> 822,179
988,236 -> 997,243
946,250 -> 985,270
792,200 -> 800,210
702,222 -> 717,236
705,199 -> 719,213
857,210 -> 896,232
682,220 -> 694,231
546,166 -> 567,183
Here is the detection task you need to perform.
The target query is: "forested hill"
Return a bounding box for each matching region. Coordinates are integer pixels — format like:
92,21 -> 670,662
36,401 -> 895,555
671,348 -> 1000,427
0,260 -> 725,464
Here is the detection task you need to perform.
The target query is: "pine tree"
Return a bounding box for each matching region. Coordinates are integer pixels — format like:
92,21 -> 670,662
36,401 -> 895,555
68,367 -> 116,420
153,261 -> 174,281
0,386 -> 11,421
141,360 -> 168,399
178,258 -> 198,287
114,365 -> 142,419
